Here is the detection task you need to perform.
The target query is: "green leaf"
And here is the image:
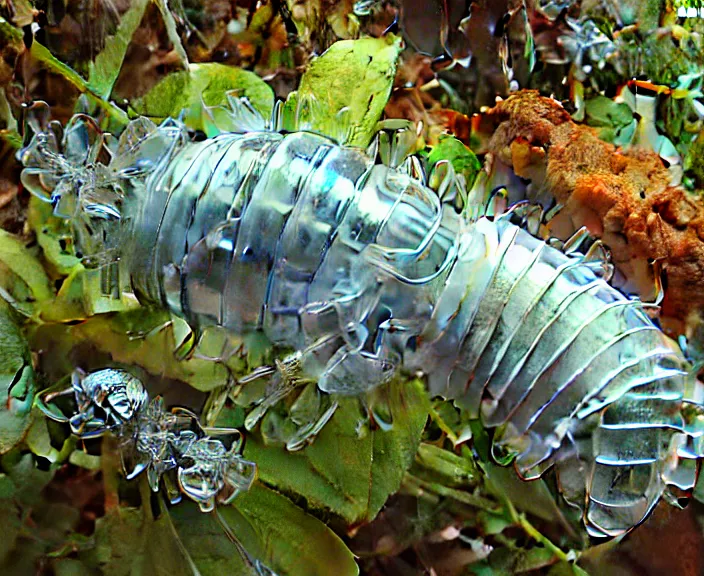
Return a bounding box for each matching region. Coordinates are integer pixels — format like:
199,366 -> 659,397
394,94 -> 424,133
0,87 -> 18,133
39,267 -> 88,323
0,499 -> 22,566
172,485 -> 359,576
80,505 -> 200,576
484,545 -> 560,574
0,301 -> 36,454
0,452 -> 54,506
585,95 -> 633,128
51,558 -> 93,576
27,198 -> 140,321
477,510 -> 512,536
0,454 -> 71,572
68,450 -> 102,471
0,129 -> 21,150
282,35 -> 402,147
584,96 -> 637,146
25,418 -> 61,463
224,484 -> 359,576
0,227 -> 53,305
27,196 -> 82,277
427,134 -> 482,189
244,377 -> 428,524
29,307 -> 238,392
168,503 -> 262,576
41,266 -> 142,323
132,63 -> 275,131
0,17 -> 23,46
4,5 -> 126,125
88,0 -> 151,99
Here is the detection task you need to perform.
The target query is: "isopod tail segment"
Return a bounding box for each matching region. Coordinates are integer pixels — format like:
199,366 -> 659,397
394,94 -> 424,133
35,368 -> 258,513
439,206 -> 704,538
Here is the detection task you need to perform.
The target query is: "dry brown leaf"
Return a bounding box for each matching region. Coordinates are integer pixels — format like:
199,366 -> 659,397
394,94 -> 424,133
483,90 -> 704,335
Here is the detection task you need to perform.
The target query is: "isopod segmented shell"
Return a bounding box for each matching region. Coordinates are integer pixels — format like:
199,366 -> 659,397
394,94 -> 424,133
37,367 -> 257,513
19,99 -> 704,538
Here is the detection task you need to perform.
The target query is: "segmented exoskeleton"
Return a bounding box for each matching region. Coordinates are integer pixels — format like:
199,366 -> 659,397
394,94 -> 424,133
36,368 -> 257,513
19,97 -> 704,538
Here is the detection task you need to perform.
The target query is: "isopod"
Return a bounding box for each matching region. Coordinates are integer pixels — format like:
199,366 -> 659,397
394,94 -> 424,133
18,97 -> 704,538
37,367 -> 257,513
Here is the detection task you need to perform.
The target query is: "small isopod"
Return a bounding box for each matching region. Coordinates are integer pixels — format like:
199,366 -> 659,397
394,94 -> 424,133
37,367 -> 257,513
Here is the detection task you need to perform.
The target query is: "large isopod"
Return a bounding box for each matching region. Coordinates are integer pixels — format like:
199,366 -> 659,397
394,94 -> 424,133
19,99 -> 704,538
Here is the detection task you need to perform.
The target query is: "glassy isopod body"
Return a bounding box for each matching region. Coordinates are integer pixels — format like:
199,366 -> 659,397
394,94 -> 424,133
19,104 -> 704,538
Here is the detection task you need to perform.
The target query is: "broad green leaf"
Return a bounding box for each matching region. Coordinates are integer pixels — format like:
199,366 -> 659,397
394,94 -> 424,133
68,450 -> 102,471
0,129 -> 21,149
172,485 -> 359,576
41,266 -> 141,323
0,462 -> 47,573
29,44 -> 87,92
25,418 -> 61,463
585,95 -> 633,128
282,36 -> 402,147
88,0 -> 151,99
168,504 -> 262,576
0,301 -> 36,454
132,63 -> 275,131
0,87 -> 17,133
244,377 -> 428,524
0,499 -> 21,566
225,484 -> 359,576
51,559 -> 93,576
477,510 -> 512,536
0,17 -> 23,47
0,227 -> 53,305
584,96 -> 637,146
27,199 -> 140,320
0,452 -> 87,573
0,452 -> 54,506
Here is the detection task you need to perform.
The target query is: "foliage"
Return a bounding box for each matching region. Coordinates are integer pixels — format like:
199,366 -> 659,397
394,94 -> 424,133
88,0 -> 152,100
132,63 -> 275,132
244,378 -> 428,524
281,35 -> 403,147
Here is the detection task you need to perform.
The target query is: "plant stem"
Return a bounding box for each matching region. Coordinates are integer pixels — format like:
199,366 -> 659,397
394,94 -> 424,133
428,404 -> 460,446
404,472 -> 501,513
502,492 -> 573,564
